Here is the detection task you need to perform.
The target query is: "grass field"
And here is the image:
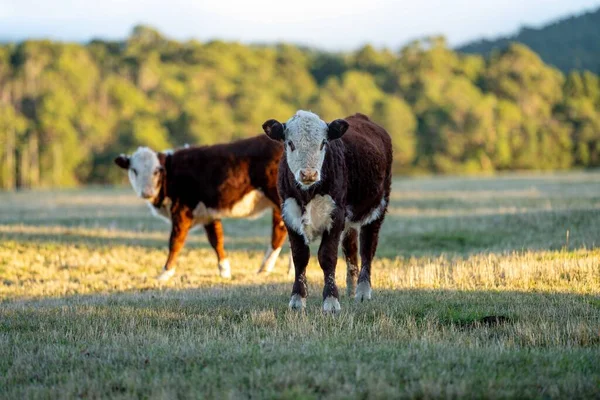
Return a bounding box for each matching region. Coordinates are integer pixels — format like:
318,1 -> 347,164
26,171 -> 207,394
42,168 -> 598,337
1,172 -> 600,399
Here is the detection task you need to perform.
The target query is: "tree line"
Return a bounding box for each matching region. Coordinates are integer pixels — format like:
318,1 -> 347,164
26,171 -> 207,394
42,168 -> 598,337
1,26 -> 599,189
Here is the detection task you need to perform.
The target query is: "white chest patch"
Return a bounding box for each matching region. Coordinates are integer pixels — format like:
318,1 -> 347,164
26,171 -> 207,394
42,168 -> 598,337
283,194 -> 336,244
193,189 -> 272,225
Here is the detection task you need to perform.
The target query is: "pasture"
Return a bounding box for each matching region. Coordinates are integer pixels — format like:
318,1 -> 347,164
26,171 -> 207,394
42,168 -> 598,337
1,172 -> 599,398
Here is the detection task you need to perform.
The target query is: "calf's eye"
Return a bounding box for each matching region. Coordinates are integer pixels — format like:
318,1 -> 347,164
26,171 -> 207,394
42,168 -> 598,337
320,140 -> 327,150
131,168 -> 138,176
287,141 -> 296,151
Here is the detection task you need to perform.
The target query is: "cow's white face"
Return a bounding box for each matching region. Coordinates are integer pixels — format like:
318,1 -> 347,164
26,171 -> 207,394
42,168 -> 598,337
263,110 -> 349,190
115,147 -> 164,200
284,111 -> 329,189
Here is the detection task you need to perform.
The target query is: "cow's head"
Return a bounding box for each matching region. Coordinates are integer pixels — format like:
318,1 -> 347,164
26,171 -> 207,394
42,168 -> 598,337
114,147 -> 166,200
263,110 -> 348,189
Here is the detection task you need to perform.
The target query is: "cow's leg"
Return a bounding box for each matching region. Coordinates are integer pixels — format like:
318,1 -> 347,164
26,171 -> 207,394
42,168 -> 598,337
342,227 -> 359,297
356,216 -> 384,301
257,207 -> 287,274
158,205 -> 193,282
318,225 -> 343,313
204,219 -> 231,279
288,230 -> 310,310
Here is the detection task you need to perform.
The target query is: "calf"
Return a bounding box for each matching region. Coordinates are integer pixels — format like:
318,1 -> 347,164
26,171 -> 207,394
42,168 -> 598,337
114,136 -> 290,281
263,111 -> 392,312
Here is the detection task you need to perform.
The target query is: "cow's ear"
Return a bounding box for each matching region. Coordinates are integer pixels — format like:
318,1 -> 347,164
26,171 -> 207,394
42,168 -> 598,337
262,119 -> 285,142
327,119 -> 349,141
114,154 -> 130,169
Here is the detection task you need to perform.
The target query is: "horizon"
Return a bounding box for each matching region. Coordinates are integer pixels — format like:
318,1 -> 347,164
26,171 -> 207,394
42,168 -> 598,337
0,0 -> 598,51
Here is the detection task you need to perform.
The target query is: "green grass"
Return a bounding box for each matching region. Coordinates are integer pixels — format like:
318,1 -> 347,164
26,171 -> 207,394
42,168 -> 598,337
1,171 -> 600,399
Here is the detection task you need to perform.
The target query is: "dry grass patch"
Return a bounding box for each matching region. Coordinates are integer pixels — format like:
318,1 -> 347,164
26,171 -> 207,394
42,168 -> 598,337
1,173 -> 600,398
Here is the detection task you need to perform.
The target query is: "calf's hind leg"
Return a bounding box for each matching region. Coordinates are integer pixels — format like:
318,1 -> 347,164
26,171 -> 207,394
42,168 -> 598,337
356,216 -> 384,301
257,208 -> 287,274
342,228 -> 359,297
204,219 -> 231,279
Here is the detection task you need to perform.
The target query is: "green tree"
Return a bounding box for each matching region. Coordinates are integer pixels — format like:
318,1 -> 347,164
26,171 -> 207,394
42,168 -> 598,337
0,105 -> 28,189
0,27 -> 598,186
372,96 -> 417,168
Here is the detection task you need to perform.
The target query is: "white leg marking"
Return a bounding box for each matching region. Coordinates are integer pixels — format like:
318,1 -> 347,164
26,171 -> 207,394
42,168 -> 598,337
289,294 -> 306,310
287,253 -> 295,277
355,281 -> 372,302
257,246 -> 282,274
157,268 -> 176,282
322,296 -> 341,313
219,259 -> 231,279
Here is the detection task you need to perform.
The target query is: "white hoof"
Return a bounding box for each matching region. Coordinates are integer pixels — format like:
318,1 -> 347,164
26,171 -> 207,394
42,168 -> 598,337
157,268 -> 176,282
322,296 -> 341,313
220,269 -> 231,279
257,246 -> 282,275
219,259 -> 231,279
355,281 -> 372,302
288,294 -> 306,310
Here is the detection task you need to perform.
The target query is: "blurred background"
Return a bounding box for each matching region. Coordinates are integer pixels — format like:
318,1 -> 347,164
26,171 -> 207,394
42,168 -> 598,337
0,0 -> 599,188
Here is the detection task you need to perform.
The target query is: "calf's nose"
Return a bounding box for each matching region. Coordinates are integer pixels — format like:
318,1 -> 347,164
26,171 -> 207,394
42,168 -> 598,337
300,169 -> 318,183
141,188 -> 154,199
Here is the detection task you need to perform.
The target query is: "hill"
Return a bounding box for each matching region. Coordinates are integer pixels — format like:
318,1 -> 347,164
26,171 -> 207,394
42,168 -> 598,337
457,7 -> 600,74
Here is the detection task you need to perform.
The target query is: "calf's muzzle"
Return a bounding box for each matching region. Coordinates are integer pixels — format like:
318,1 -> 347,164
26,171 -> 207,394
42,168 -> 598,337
300,168 -> 319,184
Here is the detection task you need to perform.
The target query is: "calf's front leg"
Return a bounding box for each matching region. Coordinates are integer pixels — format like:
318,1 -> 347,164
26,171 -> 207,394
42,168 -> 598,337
318,224 -> 343,313
288,229 -> 310,310
158,205 -> 193,282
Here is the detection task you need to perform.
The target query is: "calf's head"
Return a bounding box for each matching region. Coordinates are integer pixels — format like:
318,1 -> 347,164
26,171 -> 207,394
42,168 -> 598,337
114,147 -> 165,200
263,110 -> 349,189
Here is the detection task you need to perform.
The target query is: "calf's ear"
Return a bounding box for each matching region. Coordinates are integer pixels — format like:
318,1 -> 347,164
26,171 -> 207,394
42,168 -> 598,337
114,154 -> 130,169
327,119 -> 349,141
262,119 -> 285,142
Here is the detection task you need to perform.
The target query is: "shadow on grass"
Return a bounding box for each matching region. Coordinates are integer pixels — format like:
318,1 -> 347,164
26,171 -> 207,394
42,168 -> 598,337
3,206 -> 599,257
0,228 -> 274,252
2,178 -> 600,258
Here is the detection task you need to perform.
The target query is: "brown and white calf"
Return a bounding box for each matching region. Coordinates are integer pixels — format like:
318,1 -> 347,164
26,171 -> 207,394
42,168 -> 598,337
263,110 -> 392,312
114,136 -> 290,281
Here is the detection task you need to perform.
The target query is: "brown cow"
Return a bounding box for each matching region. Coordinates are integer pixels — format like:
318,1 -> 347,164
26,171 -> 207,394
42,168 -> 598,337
114,136 -> 292,281
263,110 -> 392,312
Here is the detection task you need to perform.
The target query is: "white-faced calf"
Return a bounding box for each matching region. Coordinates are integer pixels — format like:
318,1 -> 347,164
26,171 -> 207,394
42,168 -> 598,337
115,136 -> 290,281
263,111 -> 392,312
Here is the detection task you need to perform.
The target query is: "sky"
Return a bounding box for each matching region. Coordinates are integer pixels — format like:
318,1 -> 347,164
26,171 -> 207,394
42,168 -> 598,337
0,0 -> 599,50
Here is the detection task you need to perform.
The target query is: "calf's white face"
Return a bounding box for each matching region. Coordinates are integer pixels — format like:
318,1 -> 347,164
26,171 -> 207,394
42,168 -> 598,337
284,111 -> 329,189
115,147 -> 164,200
262,110 -> 349,190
